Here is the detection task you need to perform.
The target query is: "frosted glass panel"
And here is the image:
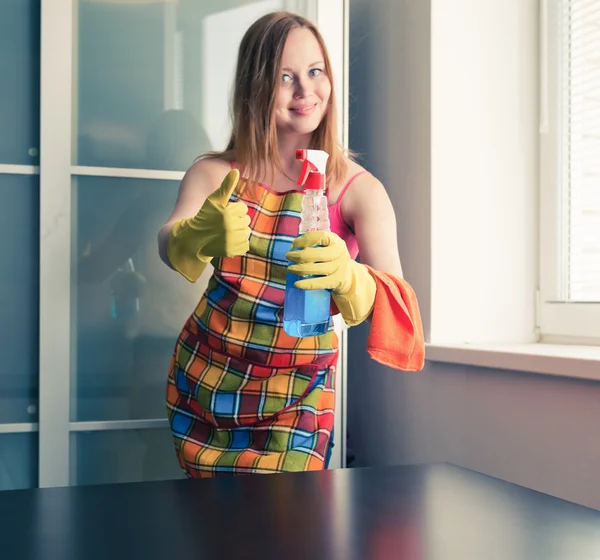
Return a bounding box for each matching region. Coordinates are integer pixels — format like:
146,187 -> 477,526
74,0 -> 295,169
70,429 -> 183,486
0,175 -> 39,424
72,176 -> 205,421
0,0 -> 40,165
0,434 -> 38,491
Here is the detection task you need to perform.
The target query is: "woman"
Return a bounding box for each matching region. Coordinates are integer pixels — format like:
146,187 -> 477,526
158,11 -> 424,478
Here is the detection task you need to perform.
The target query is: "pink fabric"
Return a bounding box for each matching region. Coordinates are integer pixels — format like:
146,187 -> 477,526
328,171 -> 369,260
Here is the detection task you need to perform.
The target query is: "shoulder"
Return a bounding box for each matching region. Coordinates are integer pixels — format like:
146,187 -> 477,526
185,156 -> 232,184
180,157 -> 233,195
338,163 -> 395,228
328,158 -> 367,202
342,157 -> 365,176
339,158 -> 389,206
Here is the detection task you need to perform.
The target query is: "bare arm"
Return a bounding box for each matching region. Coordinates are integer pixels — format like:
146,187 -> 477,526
342,172 -> 404,277
157,158 -> 230,268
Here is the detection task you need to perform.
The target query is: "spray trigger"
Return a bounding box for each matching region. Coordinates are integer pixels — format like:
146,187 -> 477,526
297,159 -> 318,186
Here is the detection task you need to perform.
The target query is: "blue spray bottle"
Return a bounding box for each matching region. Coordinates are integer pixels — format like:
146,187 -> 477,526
283,149 -> 332,338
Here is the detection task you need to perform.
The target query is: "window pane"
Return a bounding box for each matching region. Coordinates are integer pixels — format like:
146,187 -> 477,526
0,0 -> 40,165
72,176 -> 204,421
70,429 -> 183,486
559,0 -> 600,301
0,433 -> 38,491
73,0 -> 290,169
0,175 -> 39,424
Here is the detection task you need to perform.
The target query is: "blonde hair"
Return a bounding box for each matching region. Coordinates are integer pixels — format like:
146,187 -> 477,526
203,11 -> 349,191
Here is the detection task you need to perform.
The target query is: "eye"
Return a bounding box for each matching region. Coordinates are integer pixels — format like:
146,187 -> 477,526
281,73 -> 293,84
309,68 -> 323,77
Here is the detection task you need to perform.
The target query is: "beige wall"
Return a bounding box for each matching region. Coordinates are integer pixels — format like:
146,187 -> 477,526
348,0 -> 600,511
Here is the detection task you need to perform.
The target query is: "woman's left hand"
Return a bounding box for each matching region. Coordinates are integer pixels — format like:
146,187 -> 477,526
286,231 -> 377,326
286,231 -> 352,293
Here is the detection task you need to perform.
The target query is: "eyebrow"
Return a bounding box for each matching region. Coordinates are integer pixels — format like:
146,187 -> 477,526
282,61 -> 324,72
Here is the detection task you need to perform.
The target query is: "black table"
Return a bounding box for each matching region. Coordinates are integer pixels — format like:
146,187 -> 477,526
1,463 -> 599,560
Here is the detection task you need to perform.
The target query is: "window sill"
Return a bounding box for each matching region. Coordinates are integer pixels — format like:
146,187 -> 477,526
425,343 -> 600,382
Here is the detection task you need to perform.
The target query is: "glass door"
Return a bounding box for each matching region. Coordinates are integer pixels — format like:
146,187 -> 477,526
38,0 -> 349,487
0,0 -> 41,491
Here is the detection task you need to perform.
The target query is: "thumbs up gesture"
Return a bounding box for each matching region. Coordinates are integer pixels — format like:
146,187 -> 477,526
168,169 -> 251,282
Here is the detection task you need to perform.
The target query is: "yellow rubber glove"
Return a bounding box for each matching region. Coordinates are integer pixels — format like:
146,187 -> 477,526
286,231 -> 377,326
167,169 -> 251,282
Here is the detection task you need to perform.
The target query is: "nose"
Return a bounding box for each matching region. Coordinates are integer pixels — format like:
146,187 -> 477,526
293,75 -> 312,99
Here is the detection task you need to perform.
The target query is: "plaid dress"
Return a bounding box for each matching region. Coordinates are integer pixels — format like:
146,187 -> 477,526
166,178 -> 339,477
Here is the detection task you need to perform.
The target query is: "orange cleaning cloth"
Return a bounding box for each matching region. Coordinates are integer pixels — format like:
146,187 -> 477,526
364,266 -> 424,371
329,266 -> 425,371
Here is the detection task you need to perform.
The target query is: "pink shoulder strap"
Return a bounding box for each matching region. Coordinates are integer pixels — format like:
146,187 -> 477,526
332,170 -> 370,204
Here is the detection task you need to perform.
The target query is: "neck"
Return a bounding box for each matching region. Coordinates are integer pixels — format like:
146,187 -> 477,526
277,132 -> 312,174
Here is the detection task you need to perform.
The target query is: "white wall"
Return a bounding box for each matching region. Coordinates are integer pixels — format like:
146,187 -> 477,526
348,0 -> 600,511
430,0 -> 538,344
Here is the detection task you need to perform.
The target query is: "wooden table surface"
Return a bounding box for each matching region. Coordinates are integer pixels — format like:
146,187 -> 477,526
1,463 -> 599,559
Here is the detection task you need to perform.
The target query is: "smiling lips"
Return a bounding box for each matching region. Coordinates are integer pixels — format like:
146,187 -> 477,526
290,103 -> 317,116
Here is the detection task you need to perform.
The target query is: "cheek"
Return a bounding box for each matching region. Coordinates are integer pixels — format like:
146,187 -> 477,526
319,80 -> 332,105
275,88 -> 291,110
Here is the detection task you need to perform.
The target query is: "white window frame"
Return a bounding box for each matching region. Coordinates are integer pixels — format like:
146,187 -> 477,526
538,0 -> 600,344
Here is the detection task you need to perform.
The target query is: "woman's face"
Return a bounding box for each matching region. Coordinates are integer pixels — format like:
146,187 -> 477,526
274,27 -> 332,137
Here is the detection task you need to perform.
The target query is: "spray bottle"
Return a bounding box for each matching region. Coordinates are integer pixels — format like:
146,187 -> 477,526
283,149 -> 332,337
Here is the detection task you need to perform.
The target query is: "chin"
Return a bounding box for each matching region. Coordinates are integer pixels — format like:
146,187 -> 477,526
294,123 -> 321,135
286,116 -> 324,136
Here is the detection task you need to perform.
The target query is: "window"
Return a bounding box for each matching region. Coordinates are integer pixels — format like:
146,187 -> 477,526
539,0 -> 600,343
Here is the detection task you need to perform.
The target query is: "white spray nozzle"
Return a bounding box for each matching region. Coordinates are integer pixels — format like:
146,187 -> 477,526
296,149 -> 329,174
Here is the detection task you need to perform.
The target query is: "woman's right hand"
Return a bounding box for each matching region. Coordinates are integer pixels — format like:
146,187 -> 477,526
167,169 -> 251,282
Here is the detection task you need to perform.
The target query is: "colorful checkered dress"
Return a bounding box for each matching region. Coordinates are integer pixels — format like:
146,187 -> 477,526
166,176 -> 339,477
